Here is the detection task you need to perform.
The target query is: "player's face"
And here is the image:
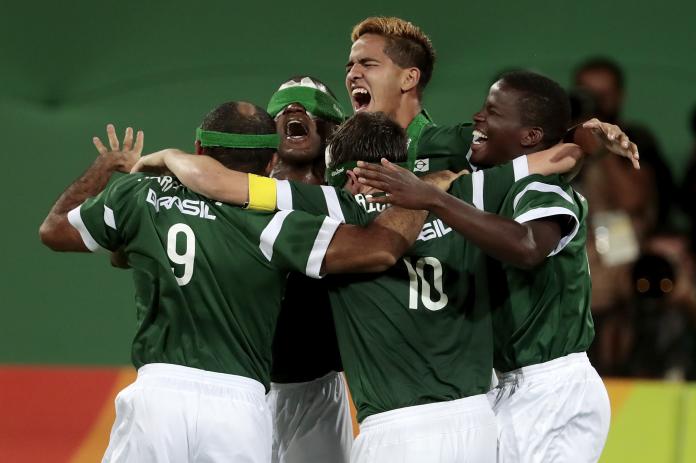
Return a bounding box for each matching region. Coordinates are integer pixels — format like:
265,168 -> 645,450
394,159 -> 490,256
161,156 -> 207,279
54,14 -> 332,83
345,34 -> 406,119
470,81 -> 527,167
275,103 -> 323,163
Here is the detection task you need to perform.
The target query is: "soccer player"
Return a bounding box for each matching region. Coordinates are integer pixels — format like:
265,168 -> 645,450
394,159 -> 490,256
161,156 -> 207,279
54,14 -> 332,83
132,111 -> 592,462
355,71 -> 628,462
345,17 -> 472,174
39,102 -> 432,463
344,16 -> 640,175
265,75 -> 353,463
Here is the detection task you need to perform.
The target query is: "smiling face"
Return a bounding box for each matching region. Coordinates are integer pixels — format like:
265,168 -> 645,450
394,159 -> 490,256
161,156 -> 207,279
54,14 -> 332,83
345,34 -> 409,120
274,102 -> 323,163
470,81 -> 529,167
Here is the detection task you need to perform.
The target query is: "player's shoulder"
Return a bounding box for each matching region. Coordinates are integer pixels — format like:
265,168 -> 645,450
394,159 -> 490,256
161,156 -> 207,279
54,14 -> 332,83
420,121 -> 473,145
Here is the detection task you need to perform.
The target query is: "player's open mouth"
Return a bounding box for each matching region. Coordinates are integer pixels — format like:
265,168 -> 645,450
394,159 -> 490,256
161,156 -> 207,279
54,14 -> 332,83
285,118 -> 309,140
351,87 -> 371,111
472,129 -> 488,145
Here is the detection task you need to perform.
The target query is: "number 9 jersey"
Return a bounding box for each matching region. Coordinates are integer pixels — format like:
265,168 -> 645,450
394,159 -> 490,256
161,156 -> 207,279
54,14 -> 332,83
67,173 -> 341,390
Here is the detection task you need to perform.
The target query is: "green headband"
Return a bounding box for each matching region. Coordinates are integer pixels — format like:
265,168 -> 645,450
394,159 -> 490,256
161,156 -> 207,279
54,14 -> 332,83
196,127 -> 279,149
325,159 -> 414,188
268,87 -> 346,123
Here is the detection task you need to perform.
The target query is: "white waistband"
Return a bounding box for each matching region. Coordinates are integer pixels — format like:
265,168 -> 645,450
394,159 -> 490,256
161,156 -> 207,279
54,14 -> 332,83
360,394 -> 491,430
137,363 -> 266,396
270,370 -> 342,391
496,352 -> 590,383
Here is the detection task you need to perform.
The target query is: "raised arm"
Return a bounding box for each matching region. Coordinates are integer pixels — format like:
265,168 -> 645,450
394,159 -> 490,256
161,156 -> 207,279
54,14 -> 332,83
40,125 -> 143,251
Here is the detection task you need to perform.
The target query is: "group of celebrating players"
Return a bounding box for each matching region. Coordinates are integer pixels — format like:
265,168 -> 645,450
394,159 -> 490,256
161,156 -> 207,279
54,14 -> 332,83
40,16 -> 640,463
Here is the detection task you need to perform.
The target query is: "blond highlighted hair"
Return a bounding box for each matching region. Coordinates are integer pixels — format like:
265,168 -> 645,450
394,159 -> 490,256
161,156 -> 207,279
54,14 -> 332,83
351,17 -> 436,93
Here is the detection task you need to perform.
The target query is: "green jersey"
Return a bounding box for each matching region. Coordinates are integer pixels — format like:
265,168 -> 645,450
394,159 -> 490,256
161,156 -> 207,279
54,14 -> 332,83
273,156 -> 529,422
408,110 -> 473,174
68,173 -> 341,390
488,173 -> 594,372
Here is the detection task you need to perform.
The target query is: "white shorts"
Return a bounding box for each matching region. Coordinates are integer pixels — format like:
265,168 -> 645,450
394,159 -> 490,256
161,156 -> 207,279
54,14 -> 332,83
351,394 -> 497,463
103,363 -> 271,463
266,371 -> 352,463
488,352 -> 611,463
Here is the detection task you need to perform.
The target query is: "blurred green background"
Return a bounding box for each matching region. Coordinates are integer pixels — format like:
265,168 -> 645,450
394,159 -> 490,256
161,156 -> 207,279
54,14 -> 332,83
1,0 -> 694,365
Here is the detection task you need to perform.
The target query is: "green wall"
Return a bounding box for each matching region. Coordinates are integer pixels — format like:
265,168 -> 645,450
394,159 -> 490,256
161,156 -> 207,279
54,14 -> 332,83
1,0 -> 694,364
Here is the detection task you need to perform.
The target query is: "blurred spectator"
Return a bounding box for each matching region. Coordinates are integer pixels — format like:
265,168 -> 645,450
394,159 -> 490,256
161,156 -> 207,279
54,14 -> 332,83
626,232 -> 696,380
573,57 -> 675,227
679,105 -> 696,243
572,57 -> 678,376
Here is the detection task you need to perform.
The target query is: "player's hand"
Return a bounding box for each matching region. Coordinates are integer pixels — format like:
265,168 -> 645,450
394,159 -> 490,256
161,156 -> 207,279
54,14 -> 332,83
354,158 -> 441,210
93,124 -> 144,173
422,169 -> 468,191
582,118 -> 640,169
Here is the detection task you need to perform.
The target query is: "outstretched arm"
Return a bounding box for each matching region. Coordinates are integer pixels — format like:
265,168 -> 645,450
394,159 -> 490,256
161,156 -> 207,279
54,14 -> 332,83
324,206 -> 429,273
132,150 -> 250,205
355,159 -> 563,269
40,125 -> 143,251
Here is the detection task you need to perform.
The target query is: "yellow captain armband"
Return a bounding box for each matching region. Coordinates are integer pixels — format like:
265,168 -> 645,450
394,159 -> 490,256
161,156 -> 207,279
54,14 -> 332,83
246,174 -> 277,212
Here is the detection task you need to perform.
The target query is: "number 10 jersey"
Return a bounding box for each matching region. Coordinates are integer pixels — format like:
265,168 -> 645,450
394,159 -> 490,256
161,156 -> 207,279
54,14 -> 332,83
273,157 -> 530,422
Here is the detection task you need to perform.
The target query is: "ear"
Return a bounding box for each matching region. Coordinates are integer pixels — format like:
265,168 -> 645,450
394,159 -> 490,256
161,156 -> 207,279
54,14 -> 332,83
345,170 -> 361,195
521,127 -> 544,148
265,153 -> 278,177
401,67 -> 421,93
194,140 -> 203,155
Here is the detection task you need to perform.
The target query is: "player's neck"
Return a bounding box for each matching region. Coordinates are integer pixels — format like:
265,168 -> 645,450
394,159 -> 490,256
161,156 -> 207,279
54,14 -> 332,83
270,158 -> 324,185
394,96 -> 422,129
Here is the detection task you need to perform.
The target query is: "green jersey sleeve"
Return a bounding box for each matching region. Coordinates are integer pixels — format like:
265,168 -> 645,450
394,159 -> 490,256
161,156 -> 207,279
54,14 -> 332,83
448,155 -> 530,212
274,179 -> 370,226
503,174 -> 583,256
67,173 -> 144,252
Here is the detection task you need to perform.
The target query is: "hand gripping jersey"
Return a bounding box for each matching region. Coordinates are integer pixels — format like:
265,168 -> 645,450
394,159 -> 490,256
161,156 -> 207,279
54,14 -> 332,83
272,157 -> 529,422
67,173 -> 340,390
486,174 -> 594,372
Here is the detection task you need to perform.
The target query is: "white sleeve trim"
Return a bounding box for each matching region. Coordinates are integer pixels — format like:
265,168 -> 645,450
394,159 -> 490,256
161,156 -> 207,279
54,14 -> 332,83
259,210 -> 292,261
472,171 -> 484,211
320,186 -> 346,223
512,182 -> 574,211
104,205 -> 117,230
305,216 -> 341,279
276,179 -> 293,211
67,205 -> 106,253
513,156 -> 530,181
514,206 -> 579,256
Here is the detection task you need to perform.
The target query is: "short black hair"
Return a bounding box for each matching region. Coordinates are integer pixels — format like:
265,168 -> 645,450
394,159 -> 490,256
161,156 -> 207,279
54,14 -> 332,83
200,101 -> 275,175
499,71 -> 571,147
574,57 -> 625,90
327,112 -> 408,168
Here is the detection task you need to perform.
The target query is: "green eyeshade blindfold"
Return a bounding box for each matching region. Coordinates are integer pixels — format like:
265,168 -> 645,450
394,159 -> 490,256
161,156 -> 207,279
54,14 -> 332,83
196,127 -> 279,149
268,87 -> 346,124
